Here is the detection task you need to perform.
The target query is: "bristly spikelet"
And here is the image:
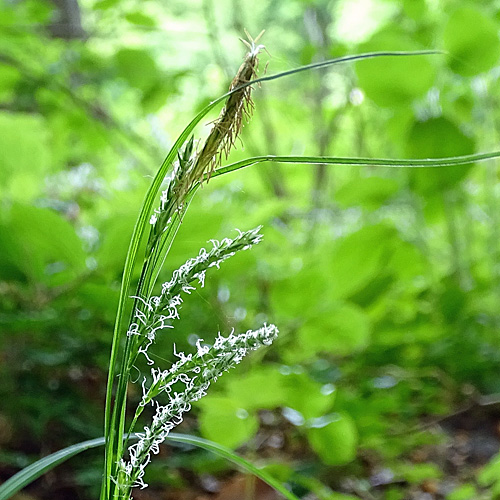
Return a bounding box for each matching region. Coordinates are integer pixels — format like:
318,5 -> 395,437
203,29 -> 265,172
175,30 -> 265,200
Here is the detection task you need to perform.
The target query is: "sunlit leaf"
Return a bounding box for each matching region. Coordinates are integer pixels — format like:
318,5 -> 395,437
0,113 -> 51,200
0,204 -> 86,285
282,372 -> 335,420
198,397 -> 259,449
405,116 -> 475,194
393,462 -> 442,484
125,11 -> 157,27
226,366 -> 288,410
356,30 -> 436,107
115,48 -> 161,93
328,224 -> 396,299
444,7 -> 500,76
299,301 -> 371,356
336,176 -> 399,209
306,412 -> 358,465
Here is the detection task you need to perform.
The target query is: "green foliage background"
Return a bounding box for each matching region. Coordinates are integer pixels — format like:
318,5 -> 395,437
2,0 -> 500,499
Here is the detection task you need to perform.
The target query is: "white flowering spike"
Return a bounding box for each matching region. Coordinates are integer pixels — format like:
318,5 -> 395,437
116,324 -> 278,495
129,226 -> 264,363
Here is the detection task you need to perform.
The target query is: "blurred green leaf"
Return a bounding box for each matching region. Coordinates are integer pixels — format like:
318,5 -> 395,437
115,48 -> 161,93
393,462 -> 442,484
282,372 -> 335,419
78,283 -> 119,324
478,452 -> 500,488
125,11 -> 157,27
328,224 -> 396,299
356,30 -> 436,107
405,116 -> 475,194
226,366 -> 287,410
305,412 -> 358,465
0,204 -> 86,285
402,0 -> 426,20
0,113 -> 51,200
335,176 -> 399,209
298,301 -> 371,356
444,7 -> 500,76
388,240 -> 425,280
94,0 -> 120,9
198,396 -> 259,449
271,262 -> 326,318
446,483 -> 477,500
0,63 -> 21,100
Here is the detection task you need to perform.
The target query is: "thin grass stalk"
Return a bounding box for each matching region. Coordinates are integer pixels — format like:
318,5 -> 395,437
209,151 -> 500,180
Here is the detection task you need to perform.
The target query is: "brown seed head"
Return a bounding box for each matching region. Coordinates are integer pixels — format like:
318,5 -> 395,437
175,31 -> 265,201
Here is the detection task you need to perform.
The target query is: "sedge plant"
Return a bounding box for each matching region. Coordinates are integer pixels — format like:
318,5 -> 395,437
2,34 -> 500,500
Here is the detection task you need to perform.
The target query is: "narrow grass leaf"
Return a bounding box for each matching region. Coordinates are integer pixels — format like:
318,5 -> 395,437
1,434 -> 299,500
209,151 -> 500,180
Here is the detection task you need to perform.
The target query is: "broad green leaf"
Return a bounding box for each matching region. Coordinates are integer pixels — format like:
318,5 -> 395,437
0,204 -> 86,285
226,366 -> 287,410
94,0 -> 120,9
439,284 -> 466,323
282,372 -> 335,420
0,63 -> 21,100
328,224 -> 396,299
198,396 -> 259,449
141,81 -> 173,112
270,263 -> 326,319
374,323 -> 445,347
444,7 -> 500,77
125,11 -> 157,27
386,108 -> 414,148
259,462 -> 293,482
24,0 -> 53,22
298,301 -> 371,357
478,452 -> 500,487
356,30 -> 436,107
115,48 -> 161,93
446,483 -> 477,500
393,462 -> 442,484
306,412 -> 358,465
402,0 -> 426,20
335,176 -> 399,209
405,117 -> 475,194
348,274 -> 394,309
0,212 -> 27,281
0,113 -> 51,200
446,91 -> 475,122
388,240 -> 425,280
